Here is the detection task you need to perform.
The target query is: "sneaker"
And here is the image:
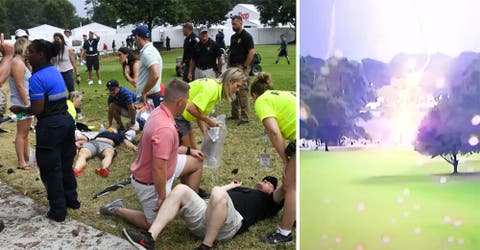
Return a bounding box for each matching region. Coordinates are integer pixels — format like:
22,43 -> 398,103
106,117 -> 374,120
67,200 -> 81,209
98,80 -> 102,85
73,168 -> 84,177
46,211 -> 65,222
260,231 -> 293,244
117,125 -> 126,133
193,243 -> 212,250
99,198 -> 123,216
237,120 -> 249,126
95,168 -> 109,178
88,80 -> 94,85
123,228 -> 154,250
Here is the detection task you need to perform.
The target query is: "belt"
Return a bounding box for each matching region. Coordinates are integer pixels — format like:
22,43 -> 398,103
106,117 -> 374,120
86,54 -> 98,57
197,66 -> 213,70
132,175 -> 154,186
147,91 -> 162,98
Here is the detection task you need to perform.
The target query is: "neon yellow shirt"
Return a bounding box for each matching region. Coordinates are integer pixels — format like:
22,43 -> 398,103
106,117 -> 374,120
255,90 -> 296,141
67,99 -> 77,120
182,78 -> 222,122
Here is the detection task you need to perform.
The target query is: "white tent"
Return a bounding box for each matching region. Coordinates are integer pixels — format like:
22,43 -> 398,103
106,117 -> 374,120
25,24 -> 64,41
226,4 -> 261,28
71,22 -> 117,52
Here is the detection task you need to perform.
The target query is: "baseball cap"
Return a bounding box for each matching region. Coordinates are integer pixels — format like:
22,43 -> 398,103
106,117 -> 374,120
15,29 -> 29,39
106,79 -> 119,89
262,176 -> 278,190
132,25 -> 150,38
199,25 -> 208,33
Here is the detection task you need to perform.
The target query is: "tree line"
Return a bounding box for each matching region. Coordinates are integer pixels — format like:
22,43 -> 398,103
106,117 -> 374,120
0,0 -> 296,37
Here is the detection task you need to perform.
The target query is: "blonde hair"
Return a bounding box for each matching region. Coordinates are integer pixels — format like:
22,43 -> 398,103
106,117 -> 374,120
220,67 -> 248,102
14,37 -> 30,57
69,91 -> 83,101
251,72 -> 274,96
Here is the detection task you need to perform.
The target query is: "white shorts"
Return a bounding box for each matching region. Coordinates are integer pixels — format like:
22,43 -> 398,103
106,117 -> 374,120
179,191 -> 243,241
131,154 -> 187,224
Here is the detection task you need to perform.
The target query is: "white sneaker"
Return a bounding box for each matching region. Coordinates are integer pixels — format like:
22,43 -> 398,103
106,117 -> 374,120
98,80 -> 102,85
77,113 -> 84,120
88,80 -> 94,85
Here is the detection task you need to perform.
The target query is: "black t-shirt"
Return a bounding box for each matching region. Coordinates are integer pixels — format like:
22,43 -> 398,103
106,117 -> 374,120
228,29 -> 254,66
95,131 -> 126,147
183,32 -> 199,63
82,38 -> 99,55
192,38 -> 221,69
228,187 -> 283,234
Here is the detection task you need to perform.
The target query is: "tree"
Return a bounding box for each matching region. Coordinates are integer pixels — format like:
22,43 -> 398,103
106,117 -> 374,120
184,0 -> 232,27
6,0 -> 44,35
88,0 -> 189,33
90,3 -> 118,28
43,0 -> 78,29
256,0 -> 296,31
0,0 -> 10,34
415,63 -> 480,174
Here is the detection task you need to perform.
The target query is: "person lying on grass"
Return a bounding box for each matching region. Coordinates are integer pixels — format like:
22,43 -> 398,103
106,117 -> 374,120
121,176 -> 283,250
73,127 -> 137,178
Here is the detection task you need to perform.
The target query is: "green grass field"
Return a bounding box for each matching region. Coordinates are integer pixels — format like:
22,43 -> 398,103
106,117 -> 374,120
300,148 -> 480,250
0,44 -> 296,249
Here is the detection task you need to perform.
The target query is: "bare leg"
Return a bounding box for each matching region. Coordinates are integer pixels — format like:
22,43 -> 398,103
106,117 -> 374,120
96,70 -> 101,82
179,155 -> 203,192
15,118 -> 31,167
202,187 -> 228,247
180,133 -> 192,148
100,149 -> 115,169
88,70 -> 93,81
149,184 -> 196,239
115,207 -> 150,230
73,148 -> 92,170
109,103 -> 123,127
280,154 -> 296,230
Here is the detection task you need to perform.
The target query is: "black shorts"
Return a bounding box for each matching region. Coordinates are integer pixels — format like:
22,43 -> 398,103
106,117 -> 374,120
278,49 -> 288,57
86,55 -> 99,71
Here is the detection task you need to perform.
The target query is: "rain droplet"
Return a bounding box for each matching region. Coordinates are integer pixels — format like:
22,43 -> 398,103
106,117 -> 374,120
321,234 -> 328,240
335,236 -> 342,244
457,238 -> 464,245
469,135 -> 479,146
397,197 -> 404,204
403,212 -> 410,218
390,218 -> 397,224
403,188 -> 410,197
439,176 -> 447,184
414,227 -> 421,235
381,235 -> 391,244
447,236 -> 455,243
323,198 -> 331,205
471,115 -> 480,126
453,219 -> 462,227
356,202 -> 365,212
443,215 -> 452,224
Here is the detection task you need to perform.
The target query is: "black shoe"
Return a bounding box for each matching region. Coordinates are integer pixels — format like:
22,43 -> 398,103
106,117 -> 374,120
193,243 -> 212,250
46,211 -> 65,222
123,228 -> 154,250
260,231 -> 293,244
67,200 -> 81,210
198,188 -> 209,199
117,125 -> 126,133
237,120 -> 249,126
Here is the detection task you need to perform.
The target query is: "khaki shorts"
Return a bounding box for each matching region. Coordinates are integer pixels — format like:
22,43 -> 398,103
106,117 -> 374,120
82,140 -> 113,157
131,154 -> 187,224
179,192 -> 243,241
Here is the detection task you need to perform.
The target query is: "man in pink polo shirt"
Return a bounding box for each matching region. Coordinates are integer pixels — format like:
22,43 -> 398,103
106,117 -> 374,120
99,78 -> 204,230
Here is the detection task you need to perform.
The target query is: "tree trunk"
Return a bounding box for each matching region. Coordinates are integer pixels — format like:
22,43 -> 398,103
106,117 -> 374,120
324,142 -> 329,152
452,154 -> 458,174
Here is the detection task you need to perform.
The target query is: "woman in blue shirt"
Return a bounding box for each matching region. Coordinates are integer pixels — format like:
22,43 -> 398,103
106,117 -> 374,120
10,39 -> 79,222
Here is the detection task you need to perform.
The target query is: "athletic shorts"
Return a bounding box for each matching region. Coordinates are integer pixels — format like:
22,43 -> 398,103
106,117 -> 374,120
179,192 -> 243,241
174,116 -> 192,138
131,154 -> 187,224
86,55 -> 99,71
82,140 -> 113,157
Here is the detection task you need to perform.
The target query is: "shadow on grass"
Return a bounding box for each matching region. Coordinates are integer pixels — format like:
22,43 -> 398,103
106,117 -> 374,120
356,171 -> 480,185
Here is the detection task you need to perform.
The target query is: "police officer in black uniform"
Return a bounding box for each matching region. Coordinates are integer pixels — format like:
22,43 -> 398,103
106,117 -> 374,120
188,25 -> 222,81
228,15 -> 255,125
11,39 -> 79,222
181,22 -> 199,82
